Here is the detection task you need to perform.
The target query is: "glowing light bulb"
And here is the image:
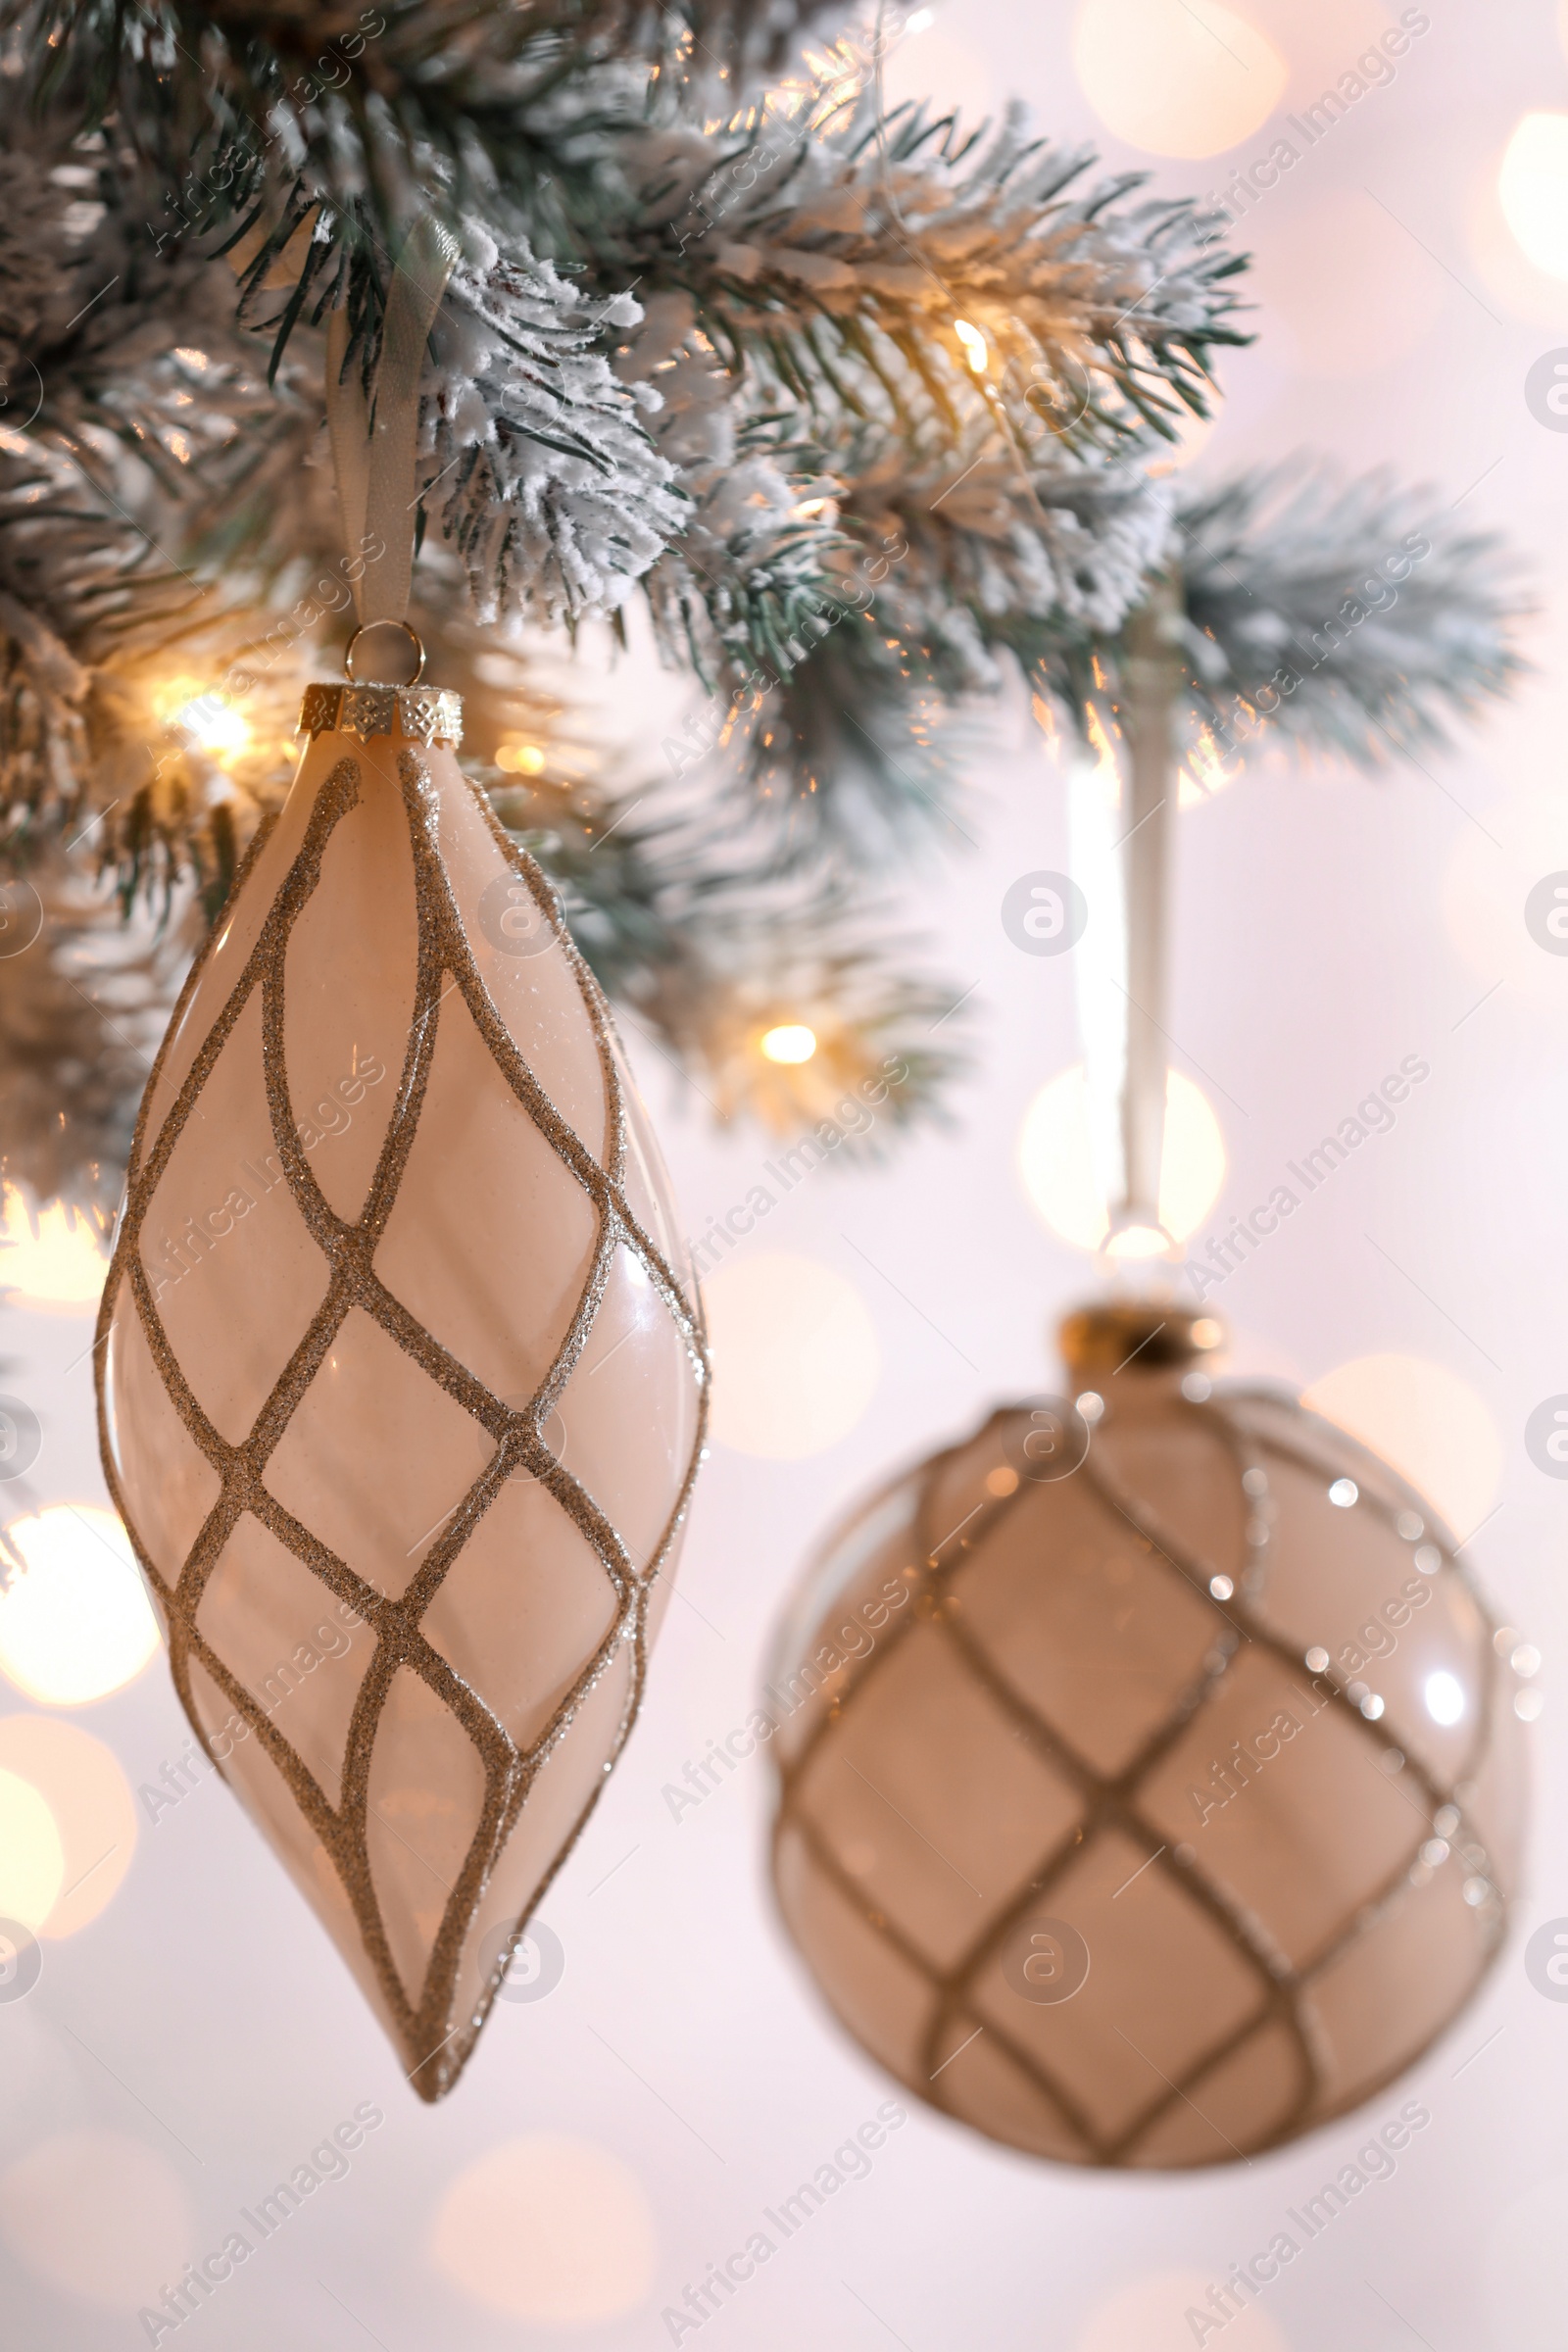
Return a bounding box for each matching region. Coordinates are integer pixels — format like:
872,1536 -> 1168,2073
0,1195 -> 109,1311
1499,112 -> 1568,279
0,1506 -> 161,1706
760,1023 -> 818,1064
954,318 -> 989,373
172,696 -> 251,762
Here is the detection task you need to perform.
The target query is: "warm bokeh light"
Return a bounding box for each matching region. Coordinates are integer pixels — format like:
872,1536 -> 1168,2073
1440,786 -> 1568,1004
954,317 -> 989,372
882,8 -> 997,125
760,1023 -> 818,1064
0,1506 -> 161,1706
1301,1354 -> 1503,1543
1499,112 -> 1568,279
0,2131 -> 193,2312
0,1192 -> 109,1311
1250,189 -> 1446,378
1018,1064 -> 1226,1253
1103,1220 -> 1171,1261
0,1717 -> 138,1936
0,1767 -> 64,1930
152,675 -> 253,766
1076,2270 -> 1291,2352
1072,0 -> 1287,160
495,740 -> 547,774
177,699 -> 250,760
430,2136 -> 658,2324
704,1251 -> 880,1459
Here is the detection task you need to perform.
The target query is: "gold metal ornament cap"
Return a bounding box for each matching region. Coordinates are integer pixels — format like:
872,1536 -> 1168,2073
298,620 -> 462,747
1057,1300 -> 1225,1382
297,682 -> 464,748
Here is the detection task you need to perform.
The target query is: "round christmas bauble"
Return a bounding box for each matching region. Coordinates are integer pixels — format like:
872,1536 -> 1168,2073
97,680 -> 707,2097
767,1306 -> 1526,2167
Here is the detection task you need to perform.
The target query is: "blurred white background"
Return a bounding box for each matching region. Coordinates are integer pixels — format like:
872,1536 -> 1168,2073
5,0 -> 1568,2343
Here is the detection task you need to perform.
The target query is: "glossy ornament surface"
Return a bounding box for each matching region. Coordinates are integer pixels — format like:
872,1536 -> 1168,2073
97,699 -> 707,2098
768,1307 -> 1525,2166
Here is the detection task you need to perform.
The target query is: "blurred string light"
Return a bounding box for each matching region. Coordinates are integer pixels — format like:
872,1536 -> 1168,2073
0,1767 -> 64,1929
1018,1064 -> 1225,1254
150,674 -> 252,768
495,740 -> 546,774
704,1252 -> 879,1459
0,2130 -> 194,2313
1300,1355 -> 1502,1544
954,318 -> 989,373
1071,0 -> 1286,161
0,1194 -> 110,1311
1074,2271 -> 1293,2352
430,2136 -> 658,2324
1498,112 -> 1568,278
0,1506 -> 161,1705
0,1717 -> 137,1935
760,1023 -> 818,1064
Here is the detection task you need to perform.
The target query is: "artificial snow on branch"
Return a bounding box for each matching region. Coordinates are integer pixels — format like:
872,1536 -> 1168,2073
603,93 -> 1247,448
1021,465 -> 1530,778
2,0 -> 837,240
418,236 -> 689,622
492,770 -> 970,1136
1165,465 -> 1529,768
0,861 -> 195,1218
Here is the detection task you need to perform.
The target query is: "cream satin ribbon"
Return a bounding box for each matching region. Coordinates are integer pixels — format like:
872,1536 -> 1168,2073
325,215 -> 460,630
1068,571 -> 1182,1251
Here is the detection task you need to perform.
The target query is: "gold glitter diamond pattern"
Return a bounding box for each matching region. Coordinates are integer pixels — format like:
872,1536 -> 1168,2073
96,747 -> 708,2099
773,1396 -> 1507,2164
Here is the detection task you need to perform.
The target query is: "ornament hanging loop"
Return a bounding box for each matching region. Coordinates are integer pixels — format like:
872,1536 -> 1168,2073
344,618 -> 427,687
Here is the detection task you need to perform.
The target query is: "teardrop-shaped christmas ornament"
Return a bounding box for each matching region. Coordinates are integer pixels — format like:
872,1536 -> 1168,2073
766,1304 -> 1525,2167
96,669 -> 707,2098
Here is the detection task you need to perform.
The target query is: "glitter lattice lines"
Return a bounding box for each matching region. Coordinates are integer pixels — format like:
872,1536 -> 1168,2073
97,734 -> 707,2098
770,1389 -> 1522,2167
